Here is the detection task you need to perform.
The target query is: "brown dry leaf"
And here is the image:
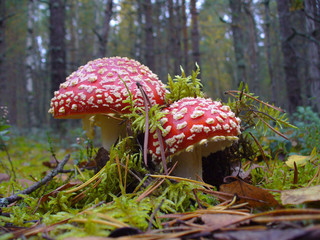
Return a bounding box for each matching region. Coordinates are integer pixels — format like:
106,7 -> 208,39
220,178 -> 279,208
281,185 -> 320,205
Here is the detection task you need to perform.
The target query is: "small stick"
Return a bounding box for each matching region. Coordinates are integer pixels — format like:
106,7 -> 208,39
147,199 -> 165,231
1,154 -> 70,205
225,90 -> 285,113
136,82 -> 151,167
136,82 -> 168,173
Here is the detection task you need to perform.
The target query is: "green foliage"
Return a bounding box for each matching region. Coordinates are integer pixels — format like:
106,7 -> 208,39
129,104 -> 168,134
70,133 -> 95,166
228,83 -> 296,135
166,64 -> 204,102
225,83 -> 299,164
100,194 -> 156,230
159,180 -> 218,212
120,76 -> 168,135
250,149 -> 320,202
0,106 -> 10,150
291,106 -> 320,154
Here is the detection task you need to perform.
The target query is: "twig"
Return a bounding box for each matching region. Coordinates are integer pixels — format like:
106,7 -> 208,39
252,111 -> 289,140
225,90 -> 285,113
0,139 -> 16,179
136,82 -> 168,174
136,82 -> 151,167
148,199 -> 164,231
248,132 -> 269,168
1,154 -> 70,205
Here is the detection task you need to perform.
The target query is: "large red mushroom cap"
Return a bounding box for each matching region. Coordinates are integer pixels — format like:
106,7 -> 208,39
48,57 -> 167,150
49,56 -> 167,118
148,97 -> 241,179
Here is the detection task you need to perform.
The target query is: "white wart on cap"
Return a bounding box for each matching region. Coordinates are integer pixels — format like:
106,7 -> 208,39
148,97 -> 241,179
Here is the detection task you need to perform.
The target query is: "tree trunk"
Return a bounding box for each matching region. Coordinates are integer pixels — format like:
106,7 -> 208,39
167,0 -> 177,74
49,0 -> 66,128
25,0 -> 37,127
276,0 -> 302,113
190,0 -> 201,73
97,0 -> 113,58
154,0 -> 165,79
174,0 -> 182,72
49,0 -> 66,93
244,1 -> 259,94
305,0 -> 320,112
182,0 -> 189,72
229,0 -> 246,86
70,0 -> 79,70
136,0 -> 144,61
0,0 -> 7,107
263,0 -> 277,104
143,0 -> 155,71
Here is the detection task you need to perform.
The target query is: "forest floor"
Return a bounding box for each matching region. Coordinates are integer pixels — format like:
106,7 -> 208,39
1,120 -> 320,240
1,83 -> 320,239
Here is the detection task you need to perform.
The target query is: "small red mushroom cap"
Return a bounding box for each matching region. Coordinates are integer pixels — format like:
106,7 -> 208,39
148,97 -> 241,161
48,57 -> 167,118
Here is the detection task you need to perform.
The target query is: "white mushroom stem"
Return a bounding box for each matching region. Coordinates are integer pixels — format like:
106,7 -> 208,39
171,137 -> 239,180
172,146 -> 203,180
82,114 -> 125,150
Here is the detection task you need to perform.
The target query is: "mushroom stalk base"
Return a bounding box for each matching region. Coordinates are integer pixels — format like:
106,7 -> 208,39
82,115 -> 125,151
172,147 -> 202,180
98,115 -> 125,150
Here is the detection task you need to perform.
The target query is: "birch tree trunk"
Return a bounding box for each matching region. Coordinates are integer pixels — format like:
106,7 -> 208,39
229,0 -> 246,86
276,0 -> 302,113
305,0 -> 320,112
190,0 -> 201,73
0,0 -> 7,107
26,0 -> 37,127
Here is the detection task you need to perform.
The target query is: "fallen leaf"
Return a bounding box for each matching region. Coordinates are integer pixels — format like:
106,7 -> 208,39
285,155 -> 310,168
220,178 -> 279,208
281,185 -> 320,205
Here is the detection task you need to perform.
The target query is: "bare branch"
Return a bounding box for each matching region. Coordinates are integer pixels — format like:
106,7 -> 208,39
0,154 -> 70,206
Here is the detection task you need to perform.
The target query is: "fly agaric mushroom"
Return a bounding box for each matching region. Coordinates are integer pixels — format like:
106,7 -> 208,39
148,97 -> 241,179
49,57 -> 167,150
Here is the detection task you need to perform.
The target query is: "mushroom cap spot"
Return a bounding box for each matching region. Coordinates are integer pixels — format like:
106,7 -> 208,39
177,121 -> 187,130
148,97 -> 241,162
49,56 -> 167,119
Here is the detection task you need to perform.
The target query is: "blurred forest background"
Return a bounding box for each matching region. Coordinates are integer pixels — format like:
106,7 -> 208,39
0,0 -> 319,131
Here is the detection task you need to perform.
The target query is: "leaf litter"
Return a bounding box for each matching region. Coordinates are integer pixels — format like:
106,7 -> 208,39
1,76 -> 320,239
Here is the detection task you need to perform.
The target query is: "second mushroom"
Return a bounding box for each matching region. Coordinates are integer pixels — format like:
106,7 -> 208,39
148,97 -> 241,180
